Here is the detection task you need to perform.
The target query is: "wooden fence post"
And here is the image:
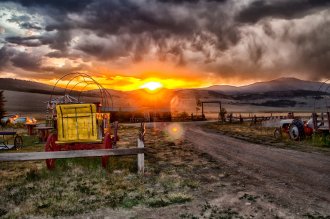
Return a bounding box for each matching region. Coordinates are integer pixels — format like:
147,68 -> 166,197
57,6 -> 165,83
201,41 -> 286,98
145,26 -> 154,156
137,122 -> 145,174
312,112 -> 318,132
137,138 -> 144,174
327,112 -> 330,132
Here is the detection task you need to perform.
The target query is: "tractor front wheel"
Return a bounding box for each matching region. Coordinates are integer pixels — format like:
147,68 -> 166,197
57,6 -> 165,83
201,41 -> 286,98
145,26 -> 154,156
45,134 -> 58,169
289,119 -> 305,141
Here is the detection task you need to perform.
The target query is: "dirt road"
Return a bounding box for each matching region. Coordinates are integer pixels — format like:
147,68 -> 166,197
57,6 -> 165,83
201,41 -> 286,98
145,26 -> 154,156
184,123 -> 330,216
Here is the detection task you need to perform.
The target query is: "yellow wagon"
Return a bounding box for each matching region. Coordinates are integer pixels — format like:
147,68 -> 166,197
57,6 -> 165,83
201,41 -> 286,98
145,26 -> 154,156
45,73 -> 117,169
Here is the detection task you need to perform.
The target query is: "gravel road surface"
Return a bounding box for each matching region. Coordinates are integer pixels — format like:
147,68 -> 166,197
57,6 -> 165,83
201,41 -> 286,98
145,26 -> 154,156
184,124 -> 330,216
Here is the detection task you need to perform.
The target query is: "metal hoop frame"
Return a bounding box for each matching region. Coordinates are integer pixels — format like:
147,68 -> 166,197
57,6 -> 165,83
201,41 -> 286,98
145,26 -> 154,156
48,73 -> 113,114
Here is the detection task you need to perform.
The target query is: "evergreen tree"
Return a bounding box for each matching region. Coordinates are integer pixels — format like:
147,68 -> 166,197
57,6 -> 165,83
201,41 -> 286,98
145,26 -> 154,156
0,90 -> 6,120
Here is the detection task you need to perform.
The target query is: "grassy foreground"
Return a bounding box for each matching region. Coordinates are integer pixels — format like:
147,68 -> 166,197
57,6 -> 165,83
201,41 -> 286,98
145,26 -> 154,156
1,123 -> 329,218
0,125 -> 220,218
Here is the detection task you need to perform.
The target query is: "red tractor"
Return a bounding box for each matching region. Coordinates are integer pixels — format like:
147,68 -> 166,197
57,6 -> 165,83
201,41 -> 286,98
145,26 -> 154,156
274,112 -> 329,141
274,118 -> 313,140
274,80 -> 330,141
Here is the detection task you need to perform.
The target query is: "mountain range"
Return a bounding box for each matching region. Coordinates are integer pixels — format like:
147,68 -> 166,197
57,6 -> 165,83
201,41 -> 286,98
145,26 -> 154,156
206,77 -> 325,94
0,77 -> 329,114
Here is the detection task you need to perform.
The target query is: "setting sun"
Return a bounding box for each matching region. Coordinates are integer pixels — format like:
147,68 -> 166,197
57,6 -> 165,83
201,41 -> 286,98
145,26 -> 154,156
140,81 -> 163,91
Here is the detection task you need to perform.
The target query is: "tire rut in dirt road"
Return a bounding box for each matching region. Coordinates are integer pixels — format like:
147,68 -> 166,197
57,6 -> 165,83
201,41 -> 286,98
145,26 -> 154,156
184,124 -> 330,215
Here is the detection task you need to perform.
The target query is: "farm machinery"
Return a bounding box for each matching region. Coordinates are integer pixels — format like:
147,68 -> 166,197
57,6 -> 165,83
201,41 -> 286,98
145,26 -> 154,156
45,73 -> 118,169
274,113 -> 330,141
274,81 -> 330,141
273,113 -> 314,140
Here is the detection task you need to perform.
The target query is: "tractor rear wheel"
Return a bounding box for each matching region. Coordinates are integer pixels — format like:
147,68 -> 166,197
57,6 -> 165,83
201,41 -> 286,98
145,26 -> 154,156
45,134 -> 58,169
289,119 -> 305,141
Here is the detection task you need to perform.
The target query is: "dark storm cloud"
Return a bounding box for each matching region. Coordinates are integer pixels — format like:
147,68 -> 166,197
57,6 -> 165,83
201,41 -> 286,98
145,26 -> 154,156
0,45 -> 41,71
0,44 -> 83,77
294,19 -> 330,80
71,0 -> 238,63
19,22 -> 42,30
7,14 -> 30,23
5,32 -> 72,53
77,40 -> 129,60
206,15 -> 330,81
45,51 -> 67,58
5,36 -> 43,47
157,0 -> 200,3
2,0 -> 94,12
237,0 -> 330,23
47,31 -> 72,51
2,0 -> 91,55
3,0 -> 234,61
7,14 -> 41,30
78,0 -> 199,36
10,51 -> 41,71
0,46 -> 15,69
2,0 -> 330,81
41,64 -> 88,76
157,0 -> 227,4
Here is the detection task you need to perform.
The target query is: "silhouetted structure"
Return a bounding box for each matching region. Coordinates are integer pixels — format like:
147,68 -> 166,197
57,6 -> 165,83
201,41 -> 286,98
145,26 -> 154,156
200,101 -> 222,119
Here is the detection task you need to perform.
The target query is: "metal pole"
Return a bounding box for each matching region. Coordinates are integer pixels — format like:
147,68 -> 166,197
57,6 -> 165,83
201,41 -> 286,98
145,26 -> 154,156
202,103 -> 204,117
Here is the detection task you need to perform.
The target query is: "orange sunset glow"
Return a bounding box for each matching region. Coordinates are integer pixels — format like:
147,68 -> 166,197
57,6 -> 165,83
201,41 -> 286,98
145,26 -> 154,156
140,81 -> 163,91
30,58 -> 217,91
39,75 -> 207,91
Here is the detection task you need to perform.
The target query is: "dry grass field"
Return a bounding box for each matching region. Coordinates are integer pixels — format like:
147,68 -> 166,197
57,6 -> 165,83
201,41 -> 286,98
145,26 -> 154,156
0,125 -> 228,218
204,122 -> 330,155
0,123 -> 329,218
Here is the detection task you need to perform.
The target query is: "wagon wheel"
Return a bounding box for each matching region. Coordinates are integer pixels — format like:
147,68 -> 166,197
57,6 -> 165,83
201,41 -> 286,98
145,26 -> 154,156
14,135 -> 23,150
45,133 -> 58,169
101,133 -> 112,168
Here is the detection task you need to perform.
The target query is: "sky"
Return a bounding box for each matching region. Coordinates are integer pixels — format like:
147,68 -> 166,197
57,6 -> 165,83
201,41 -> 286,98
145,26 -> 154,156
0,0 -> 329,90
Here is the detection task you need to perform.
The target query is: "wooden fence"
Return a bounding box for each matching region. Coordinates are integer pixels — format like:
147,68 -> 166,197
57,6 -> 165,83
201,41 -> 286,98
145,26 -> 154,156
0,142 -> 145,174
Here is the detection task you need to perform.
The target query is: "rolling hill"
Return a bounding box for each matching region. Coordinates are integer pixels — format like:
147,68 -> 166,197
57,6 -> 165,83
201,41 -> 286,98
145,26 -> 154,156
206,77 -> 325,94
0,78 -> 56,94
1,77 -> 329,114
